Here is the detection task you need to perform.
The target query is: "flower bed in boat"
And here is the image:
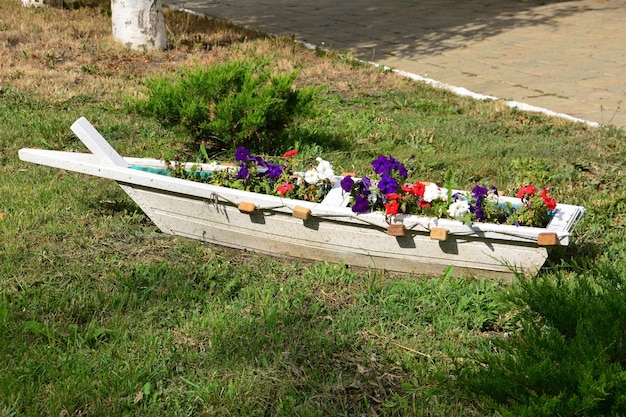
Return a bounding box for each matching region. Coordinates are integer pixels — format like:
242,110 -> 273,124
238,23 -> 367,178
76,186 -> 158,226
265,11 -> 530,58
158,148 -> 562,230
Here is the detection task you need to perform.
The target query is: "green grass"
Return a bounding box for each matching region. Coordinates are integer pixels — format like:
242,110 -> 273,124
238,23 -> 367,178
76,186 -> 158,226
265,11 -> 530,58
3,14 -> 626,416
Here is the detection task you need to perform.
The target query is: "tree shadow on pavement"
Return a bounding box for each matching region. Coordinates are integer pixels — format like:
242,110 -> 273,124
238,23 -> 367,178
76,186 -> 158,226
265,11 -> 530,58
168,0 -> 613,60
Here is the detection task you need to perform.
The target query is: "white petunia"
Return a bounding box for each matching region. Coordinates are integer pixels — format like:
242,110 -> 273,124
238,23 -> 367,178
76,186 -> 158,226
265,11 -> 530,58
206,161 -> 219,171
304,169 -> 319,184
447,200 -> 470,218
423,183 -> 441,202
438,187 -> 448,202
315,158 -> 333,179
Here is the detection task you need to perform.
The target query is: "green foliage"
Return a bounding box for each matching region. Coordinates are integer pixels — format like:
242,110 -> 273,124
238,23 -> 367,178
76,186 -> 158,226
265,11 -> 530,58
132,59 -> 316,152
458,264 -> 626,416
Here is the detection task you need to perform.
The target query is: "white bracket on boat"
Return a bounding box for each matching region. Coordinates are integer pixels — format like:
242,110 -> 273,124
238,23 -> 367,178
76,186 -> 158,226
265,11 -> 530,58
70,117 -> 128,167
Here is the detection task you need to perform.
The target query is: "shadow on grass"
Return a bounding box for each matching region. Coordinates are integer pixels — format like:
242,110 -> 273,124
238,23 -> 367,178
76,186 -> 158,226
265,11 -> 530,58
113,260 -> 402,415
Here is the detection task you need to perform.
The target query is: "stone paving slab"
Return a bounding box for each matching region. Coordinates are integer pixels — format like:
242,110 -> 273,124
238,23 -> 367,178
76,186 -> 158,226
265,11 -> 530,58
164,0 -> 626,127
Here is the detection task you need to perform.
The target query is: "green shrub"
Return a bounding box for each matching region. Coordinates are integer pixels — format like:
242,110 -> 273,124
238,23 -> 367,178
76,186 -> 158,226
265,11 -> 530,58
132,59 -> 316,152
457,264 -> 626,416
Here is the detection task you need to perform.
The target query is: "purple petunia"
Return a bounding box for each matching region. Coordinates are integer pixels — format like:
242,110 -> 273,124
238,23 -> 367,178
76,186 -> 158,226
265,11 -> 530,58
469,185 -> 489,221
359,176 -> 371,193
471,205 -> 485,221
235,146 -> 250,162
351,195 -> 370,213
371,155 -> 389,175
397,163 -> 408,178
341,175 -> 354,192
236,164 -> 249,180
250,155 -> 268,168
378,174 -> 398,195
267,164 -> 283,180
472,185 -> 488,199
371,155 -> 408,179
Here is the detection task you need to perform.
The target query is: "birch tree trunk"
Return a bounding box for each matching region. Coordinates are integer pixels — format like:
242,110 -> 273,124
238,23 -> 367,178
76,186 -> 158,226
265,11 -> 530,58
111,0 -> 168,51
21,0 -> 63,7
21,0 -> 44,6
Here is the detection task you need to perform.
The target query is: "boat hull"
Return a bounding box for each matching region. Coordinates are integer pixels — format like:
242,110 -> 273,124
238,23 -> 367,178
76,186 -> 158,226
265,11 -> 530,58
18,117 -> 585,279
124,183 -> 549,278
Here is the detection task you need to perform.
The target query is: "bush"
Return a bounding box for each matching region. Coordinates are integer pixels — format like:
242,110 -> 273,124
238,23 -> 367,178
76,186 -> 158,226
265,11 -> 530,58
132,59 -> 316,152
457,264 -> 626,416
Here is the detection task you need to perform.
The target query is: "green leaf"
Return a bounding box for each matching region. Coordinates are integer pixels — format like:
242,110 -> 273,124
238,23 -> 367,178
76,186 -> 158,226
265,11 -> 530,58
24,320 -> 46,335
0,296 -> 8,326
199,143 -> 209,162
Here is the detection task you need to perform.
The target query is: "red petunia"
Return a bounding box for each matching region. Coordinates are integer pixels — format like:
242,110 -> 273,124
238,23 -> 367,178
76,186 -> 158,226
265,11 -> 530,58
415,182 -> 426,197
283,149 -> 298,158
517,185 -> 537,199
276,183 -> 294,195
540,188 -> 557,210
418,200 -> 431,208
386,193 -> 403,200
402,182 -> 425,197
385,200 -> 400,215
543,197 -> 557,211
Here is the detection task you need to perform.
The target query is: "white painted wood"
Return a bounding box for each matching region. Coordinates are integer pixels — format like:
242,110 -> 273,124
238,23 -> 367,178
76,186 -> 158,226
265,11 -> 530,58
111,0 -> 167,51
70,118 -> 128,167
18,119 -> 586,277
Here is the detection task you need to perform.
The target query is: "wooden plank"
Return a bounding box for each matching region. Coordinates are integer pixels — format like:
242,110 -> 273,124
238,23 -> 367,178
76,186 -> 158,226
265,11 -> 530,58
387,224 -> 406,236
70,117 -> 128,167
430,227 -> 449,241
537,232 -> 558,246
238,202 -> 256,214
292,206 -> 311,220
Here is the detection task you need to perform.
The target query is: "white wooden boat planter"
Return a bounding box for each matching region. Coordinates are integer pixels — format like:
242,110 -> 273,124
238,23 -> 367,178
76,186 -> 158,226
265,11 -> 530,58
19,117 -> 585,278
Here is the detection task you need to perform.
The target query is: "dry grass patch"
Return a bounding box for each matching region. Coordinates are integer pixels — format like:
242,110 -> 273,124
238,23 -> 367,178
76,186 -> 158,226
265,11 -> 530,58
0,0 -> 413,108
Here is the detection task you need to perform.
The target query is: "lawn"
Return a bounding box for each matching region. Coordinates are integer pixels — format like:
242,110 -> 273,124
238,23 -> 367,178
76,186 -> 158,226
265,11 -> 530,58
2,1 -> 626,416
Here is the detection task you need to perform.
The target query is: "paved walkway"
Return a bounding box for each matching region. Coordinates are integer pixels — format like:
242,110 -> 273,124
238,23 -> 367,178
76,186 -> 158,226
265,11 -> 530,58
164,0 -> 626,127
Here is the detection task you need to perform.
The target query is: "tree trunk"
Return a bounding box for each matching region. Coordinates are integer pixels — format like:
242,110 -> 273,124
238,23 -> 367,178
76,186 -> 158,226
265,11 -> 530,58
111,0 -> 168,51
21,0 -> 44,6
21,0 -> 63,7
